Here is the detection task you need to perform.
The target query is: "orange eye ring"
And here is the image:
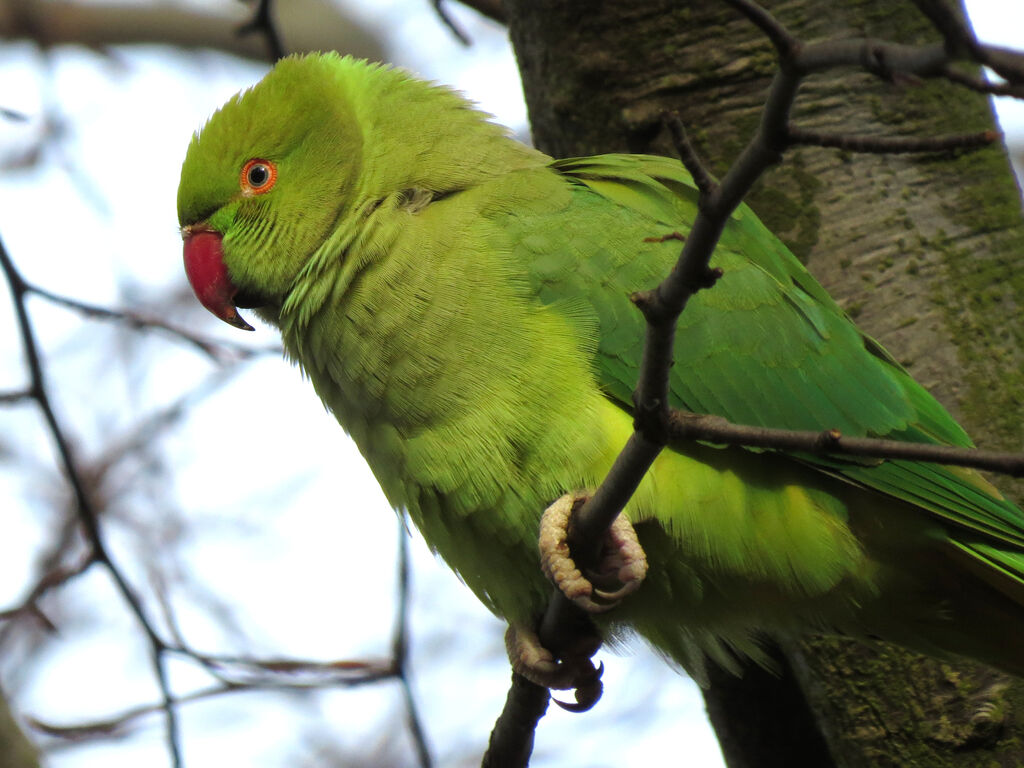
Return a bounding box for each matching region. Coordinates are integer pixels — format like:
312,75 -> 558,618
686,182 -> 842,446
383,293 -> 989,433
240,159 -> 277,196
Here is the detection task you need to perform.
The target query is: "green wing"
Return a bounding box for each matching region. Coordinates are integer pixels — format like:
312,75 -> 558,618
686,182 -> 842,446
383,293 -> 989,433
524,153 -> 1024,565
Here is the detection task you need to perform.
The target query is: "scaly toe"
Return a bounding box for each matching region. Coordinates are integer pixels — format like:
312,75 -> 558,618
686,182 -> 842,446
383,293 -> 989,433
505,624 -> 604,711
539,492 -> 648,613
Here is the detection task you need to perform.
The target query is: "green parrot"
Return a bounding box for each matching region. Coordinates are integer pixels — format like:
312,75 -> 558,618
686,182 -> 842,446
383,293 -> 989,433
177,53 -> 1024,684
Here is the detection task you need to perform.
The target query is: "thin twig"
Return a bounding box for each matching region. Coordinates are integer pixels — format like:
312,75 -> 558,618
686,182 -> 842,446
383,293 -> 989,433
237,0 -> 285,62
0,553 -> 95,625
1,106 -> 30,121
30,671 -> 384,745
0,389 -> 33,404
33,642 -> 407,745
432,0 -> 472,45
393,521 -> 433,768
663,111 -> 717,197
26,282 -> 277,362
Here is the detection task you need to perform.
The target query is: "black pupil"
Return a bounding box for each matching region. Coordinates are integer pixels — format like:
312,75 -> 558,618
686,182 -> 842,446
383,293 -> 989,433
248,165 -> 269,187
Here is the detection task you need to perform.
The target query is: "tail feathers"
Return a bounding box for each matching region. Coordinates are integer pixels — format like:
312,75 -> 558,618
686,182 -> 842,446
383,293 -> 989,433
626,618 -> 780,687
634,540 -> 1024,683
857,542 -> 1024,677
920,542 -> 1024,677
949,540 -> 1024,609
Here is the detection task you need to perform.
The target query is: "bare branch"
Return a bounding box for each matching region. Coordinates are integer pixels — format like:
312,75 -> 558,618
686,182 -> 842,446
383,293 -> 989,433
432,0 -> 472,45
4,233 -> 427,765
1,107 -> 30,122
668,412 -> 1024,477
0,553 -> 94,626
30,643 -> 407,747
481,673 -> 549,768
0,389 -> 33,404
237,0 -> 286,62
662,112 -> 717,197
393,522 -> 434,768
0,237 -> 183,768
30,674 -> 367,745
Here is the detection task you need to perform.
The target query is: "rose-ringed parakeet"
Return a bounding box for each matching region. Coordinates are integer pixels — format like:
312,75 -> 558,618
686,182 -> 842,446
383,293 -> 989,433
177,53 -> 1024,685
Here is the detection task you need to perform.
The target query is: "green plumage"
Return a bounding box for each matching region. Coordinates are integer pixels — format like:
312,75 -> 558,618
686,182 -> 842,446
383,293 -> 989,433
178,53 -> 1024,678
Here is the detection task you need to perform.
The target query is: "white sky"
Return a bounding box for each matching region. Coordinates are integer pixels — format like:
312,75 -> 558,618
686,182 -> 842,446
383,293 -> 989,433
0,1 -> 1021,767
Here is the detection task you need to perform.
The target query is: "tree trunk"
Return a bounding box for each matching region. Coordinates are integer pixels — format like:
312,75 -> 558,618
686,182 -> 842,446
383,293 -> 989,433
0,687 -> 39,768
502,0 -> 1024,765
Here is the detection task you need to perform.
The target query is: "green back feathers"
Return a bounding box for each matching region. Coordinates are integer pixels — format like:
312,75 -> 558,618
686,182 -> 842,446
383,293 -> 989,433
524,154 -> 1024,549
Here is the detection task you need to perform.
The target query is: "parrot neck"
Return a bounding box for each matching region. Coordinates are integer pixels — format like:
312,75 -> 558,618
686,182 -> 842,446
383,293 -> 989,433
342,60 -> 548,201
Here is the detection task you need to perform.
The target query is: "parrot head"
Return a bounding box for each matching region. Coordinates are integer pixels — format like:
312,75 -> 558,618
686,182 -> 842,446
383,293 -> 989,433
180,54 -> 547,332
177,54 -> 364,330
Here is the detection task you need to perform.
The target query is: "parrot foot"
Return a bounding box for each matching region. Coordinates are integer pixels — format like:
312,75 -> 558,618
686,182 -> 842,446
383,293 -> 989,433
539,492 -> 648,613
505,624 -> 604,712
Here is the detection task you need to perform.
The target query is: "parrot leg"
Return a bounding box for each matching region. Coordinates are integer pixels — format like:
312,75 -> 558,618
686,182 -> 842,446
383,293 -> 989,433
502,493 -> 647,711
505,623 -> 604,712
539,492 -> 648,613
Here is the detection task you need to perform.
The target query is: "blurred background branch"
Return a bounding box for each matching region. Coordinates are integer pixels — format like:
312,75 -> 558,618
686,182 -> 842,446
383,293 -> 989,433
0,0 -> 384,62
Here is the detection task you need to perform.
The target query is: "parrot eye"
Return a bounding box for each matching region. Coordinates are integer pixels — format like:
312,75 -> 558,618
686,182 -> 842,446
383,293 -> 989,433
240,159 -> 277,196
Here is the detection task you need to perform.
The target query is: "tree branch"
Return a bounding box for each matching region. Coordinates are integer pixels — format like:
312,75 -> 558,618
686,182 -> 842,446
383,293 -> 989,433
0,0 -> 383,64
668,411 -> 1024,476
432,0 -> 472,45
237,0 -> 285,62
393,518 -> 434,768
23,282 -> 278,363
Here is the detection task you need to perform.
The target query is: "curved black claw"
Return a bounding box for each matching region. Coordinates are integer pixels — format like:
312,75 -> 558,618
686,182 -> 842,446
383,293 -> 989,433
553,661 -> 604,713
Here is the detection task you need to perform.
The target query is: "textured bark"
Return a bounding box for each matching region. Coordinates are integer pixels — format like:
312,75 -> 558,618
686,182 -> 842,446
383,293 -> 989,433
503,0 -> 1024,765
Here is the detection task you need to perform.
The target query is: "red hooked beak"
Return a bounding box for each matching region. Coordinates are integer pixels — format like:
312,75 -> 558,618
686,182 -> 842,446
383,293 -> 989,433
182,228 -> 254,331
